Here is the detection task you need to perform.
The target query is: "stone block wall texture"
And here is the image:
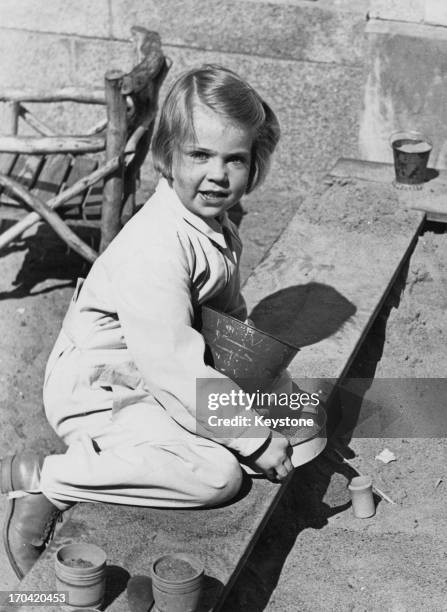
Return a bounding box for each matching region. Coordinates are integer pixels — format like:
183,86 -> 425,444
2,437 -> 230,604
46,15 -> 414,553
1,0 -> 447,198
359,19 -> 447,168
369,0 -> 425,23
367,0 -> 447,156
369,0 -> 447,26
0,0 -> 368,203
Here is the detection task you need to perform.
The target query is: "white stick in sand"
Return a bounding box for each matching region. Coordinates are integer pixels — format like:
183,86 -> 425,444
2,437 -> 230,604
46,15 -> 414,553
332,448 -> 397,505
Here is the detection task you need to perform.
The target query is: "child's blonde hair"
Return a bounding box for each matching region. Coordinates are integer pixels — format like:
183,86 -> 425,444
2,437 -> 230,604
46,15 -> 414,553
152,64 -> 280,193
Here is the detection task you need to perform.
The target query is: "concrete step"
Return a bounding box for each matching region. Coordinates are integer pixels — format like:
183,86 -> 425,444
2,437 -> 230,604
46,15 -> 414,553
329,158 -> 447,222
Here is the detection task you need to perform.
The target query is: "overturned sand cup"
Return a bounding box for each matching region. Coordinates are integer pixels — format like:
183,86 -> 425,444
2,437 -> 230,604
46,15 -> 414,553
348,476 -> 376,519
198,305 -> 299,393
390,130 -> 432,186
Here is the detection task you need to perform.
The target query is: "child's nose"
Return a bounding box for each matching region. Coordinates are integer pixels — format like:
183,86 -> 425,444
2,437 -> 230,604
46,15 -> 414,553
207,158 -> 228,183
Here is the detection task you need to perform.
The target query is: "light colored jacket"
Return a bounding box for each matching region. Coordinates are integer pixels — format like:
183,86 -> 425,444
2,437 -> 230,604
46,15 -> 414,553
44,178 -> 270,456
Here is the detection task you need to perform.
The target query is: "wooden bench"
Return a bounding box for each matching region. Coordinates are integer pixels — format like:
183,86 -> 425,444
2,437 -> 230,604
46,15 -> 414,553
6,158 -> 433,611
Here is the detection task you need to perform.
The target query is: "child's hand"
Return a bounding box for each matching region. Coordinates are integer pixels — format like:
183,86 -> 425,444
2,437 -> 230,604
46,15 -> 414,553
251,433 -> 293,482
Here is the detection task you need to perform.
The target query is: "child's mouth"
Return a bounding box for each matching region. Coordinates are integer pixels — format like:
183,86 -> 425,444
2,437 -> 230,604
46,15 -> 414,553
199,191 -> 228,203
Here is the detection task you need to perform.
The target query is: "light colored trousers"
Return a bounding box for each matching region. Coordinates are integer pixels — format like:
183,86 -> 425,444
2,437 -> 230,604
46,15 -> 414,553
40,404 -> 243,511
39,333 -> 244,511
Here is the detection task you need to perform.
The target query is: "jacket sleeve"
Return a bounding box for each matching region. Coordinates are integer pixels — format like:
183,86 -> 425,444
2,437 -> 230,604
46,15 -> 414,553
108,234 -> 270,457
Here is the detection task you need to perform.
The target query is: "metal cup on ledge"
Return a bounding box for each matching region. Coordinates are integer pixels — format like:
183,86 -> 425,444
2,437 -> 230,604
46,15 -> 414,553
390,130 -> 432,189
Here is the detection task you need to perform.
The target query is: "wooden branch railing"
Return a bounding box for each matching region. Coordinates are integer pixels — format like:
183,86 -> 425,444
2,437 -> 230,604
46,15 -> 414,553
19,106 -> 55,137
0,135 -> 105,154
0,27 -> 169,261
19,106 -> 108,138
0,126 -> 148,251
0,175 -> 98,262
0,88 -> 106,104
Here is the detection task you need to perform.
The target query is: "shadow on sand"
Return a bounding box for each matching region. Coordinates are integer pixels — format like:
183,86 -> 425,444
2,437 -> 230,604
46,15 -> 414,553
0,221 -> 96,299
249,282 -> 357,348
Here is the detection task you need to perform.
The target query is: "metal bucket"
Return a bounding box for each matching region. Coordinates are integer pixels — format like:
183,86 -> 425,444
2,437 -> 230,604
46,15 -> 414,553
390,130 -> 432,185
199,306 -> 326,465
198,305 -> 299,393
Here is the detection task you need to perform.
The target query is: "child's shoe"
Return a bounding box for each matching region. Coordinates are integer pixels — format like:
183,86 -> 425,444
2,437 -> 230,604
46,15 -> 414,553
1,453 -> 62,579
1,453 -> 44,493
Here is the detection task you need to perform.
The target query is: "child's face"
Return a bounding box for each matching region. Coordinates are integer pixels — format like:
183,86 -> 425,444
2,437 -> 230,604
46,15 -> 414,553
171,103 -> 253,219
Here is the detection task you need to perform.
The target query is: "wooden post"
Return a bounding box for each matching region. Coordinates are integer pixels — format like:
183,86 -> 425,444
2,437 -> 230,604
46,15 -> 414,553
100,69 -> 127,253
9,101 -> 19,135
0,101 -> 20,197
121,180 -> 137,225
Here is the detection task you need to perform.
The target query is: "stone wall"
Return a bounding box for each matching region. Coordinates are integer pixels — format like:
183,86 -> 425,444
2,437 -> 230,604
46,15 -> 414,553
361,0 -> 447,167
369,0 -> 447,26
1,0 -> 447,199
360,19 -> 447,167
0,0 -> 368,202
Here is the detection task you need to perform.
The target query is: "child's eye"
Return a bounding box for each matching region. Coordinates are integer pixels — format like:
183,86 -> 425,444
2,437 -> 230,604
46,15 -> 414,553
229,156 -> 248,166
189,151 -> 209,161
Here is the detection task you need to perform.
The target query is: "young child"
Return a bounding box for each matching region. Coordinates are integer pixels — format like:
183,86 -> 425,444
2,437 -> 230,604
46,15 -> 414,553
1,64 -> 293,579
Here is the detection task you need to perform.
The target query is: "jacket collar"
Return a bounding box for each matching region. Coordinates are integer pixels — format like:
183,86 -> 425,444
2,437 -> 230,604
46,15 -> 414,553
155,177 -> 237,251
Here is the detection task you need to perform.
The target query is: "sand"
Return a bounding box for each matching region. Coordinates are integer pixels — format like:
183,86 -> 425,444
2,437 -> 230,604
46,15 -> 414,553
393,139 -> 432,154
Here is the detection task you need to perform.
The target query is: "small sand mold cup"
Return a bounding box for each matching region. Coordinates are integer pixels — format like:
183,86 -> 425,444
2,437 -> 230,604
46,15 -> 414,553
55,542 -> 107,609
150,553 -> 204,612
348,476 -> 376,519
198,305 -> 299,393
390,130 -> 432,186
